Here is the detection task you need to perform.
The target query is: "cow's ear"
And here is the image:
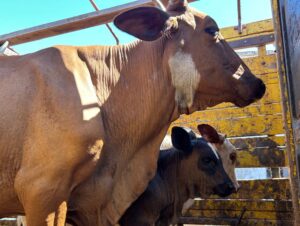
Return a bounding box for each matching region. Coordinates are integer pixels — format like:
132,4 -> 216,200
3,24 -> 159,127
114,7 -> 174,41
171,126 -> 192,154
198,124 -> 222,144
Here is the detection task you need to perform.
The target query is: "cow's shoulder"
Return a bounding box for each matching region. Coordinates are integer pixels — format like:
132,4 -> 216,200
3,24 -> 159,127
27,46 -> 79,69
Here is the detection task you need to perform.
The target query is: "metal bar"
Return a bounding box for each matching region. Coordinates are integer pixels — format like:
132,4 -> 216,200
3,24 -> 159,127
0,41 -> 9,53
235,207 -> 247,226
0,41 -> 18,56
0,0 -> 155,46
178,217 -> 239,225
89,0 -> 120,45
271,0 -> 300,225
153,0 -> 166,11
228,33 -> 275,49
237,0 -> 243,34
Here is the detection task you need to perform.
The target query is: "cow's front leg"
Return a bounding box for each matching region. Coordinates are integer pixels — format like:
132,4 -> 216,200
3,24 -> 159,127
15,168 -> 72,226
103,137 -> 164,225
15,138 -> 104,226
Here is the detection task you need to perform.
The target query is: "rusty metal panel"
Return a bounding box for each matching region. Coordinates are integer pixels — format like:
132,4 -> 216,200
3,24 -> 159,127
237,148 -> 286,167
178,217 -> 293,226
243,55 -> 277,75
173,114 -> 284,137
180,197 -> 294,225
231,136 -> 286,149
221,19 -> 274,40
280,0 -> 300,118
195,102 -> 282,121
273,0 -> 300,225
228,34 -> 275,49
209,179 -> 291,200
190,199 -> 293,212
186,209 -> 292,220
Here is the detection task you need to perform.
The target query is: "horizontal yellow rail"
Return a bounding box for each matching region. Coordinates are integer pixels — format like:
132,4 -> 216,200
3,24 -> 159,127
221,19 -> 274,40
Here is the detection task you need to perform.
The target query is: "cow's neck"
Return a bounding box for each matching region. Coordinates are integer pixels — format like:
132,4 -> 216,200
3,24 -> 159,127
74,40 -> 182,225
80,39 -> 179,148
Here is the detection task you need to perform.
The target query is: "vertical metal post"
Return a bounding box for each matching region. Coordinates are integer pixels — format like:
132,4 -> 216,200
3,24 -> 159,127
271,0 -> 300,225
237,0 -> 243,34
89,0 -> 120,45
153,0 -> 167,11
0,41 -> 18,56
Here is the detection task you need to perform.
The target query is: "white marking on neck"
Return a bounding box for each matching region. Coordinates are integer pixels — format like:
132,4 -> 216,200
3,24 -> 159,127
73,70 -> 100,121
182,198 -> 195,215
168,50 -> 201,109
160,135 -> 173,150
207,142 -> 219,159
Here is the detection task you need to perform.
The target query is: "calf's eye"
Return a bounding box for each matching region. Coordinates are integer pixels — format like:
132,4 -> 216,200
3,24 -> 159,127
202,157 -> 212,164
202,157 -> 217,168
230,153 -> 237,163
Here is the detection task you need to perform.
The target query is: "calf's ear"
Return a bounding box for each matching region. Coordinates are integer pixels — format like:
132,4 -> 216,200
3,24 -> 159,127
171,126 -> 192,154
114,7 -> 172,41
198,124 -> 222,144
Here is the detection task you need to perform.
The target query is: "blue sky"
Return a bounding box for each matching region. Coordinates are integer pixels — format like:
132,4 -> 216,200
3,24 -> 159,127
0,0 -> 272,54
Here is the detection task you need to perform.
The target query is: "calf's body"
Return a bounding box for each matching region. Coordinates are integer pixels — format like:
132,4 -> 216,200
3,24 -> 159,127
120,126 -> 237,226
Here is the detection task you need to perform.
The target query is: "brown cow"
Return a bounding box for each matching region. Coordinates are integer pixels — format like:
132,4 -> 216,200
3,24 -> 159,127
119,124 -> 238,226
0,0 -> 265,225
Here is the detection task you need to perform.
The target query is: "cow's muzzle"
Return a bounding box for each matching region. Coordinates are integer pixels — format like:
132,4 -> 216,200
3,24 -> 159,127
235,78 -> 266,107
252,78 -> 266,100
213,181 -> 235,197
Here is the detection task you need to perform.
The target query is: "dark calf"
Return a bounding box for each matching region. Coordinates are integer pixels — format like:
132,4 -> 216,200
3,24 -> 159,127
119,126 -> 235,226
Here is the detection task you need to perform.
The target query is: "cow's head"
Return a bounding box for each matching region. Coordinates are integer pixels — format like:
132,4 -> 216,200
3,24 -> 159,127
198,124 -> 239,192
114,0 -> 265,113
171,126 -> 235,197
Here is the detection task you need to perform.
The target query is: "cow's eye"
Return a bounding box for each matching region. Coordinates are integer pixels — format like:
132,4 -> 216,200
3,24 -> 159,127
205,27 -> 219,37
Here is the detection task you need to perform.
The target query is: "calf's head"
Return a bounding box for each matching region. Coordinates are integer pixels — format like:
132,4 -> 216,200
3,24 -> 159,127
114,0 -> 265,113
171,126 -> 235,197
198,124 -> 239,192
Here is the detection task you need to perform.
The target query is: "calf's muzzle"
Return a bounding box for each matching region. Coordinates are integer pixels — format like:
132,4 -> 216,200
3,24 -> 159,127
213,181 -> 235,197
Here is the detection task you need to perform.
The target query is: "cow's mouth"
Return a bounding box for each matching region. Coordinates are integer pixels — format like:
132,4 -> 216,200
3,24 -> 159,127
233,97 -> 256,108
233,78 -> 266,107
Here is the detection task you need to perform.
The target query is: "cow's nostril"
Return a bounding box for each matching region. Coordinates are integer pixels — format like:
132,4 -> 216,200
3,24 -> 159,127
225,182 -> 236,194
255,80 -> 266,100
236,183 -> 241,192
227,182 -> 234,189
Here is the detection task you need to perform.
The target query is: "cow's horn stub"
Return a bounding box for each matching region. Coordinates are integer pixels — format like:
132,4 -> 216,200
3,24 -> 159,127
168,0 -> 188,12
